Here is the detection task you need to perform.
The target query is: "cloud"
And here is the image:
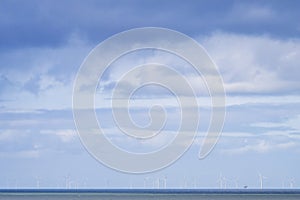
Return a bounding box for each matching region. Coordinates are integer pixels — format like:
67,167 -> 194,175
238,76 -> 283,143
1,9 -> 300,110
2,30 -> 300,161
201,32 -> 300,95
100,127 -> 178,154
229,3 -> 276,22
91,47 -> 217,104
0,150 -> 40,158
0,129 -> 43,158
41,129 -> 77,143
218,114 -> 300,155
0,108 -> 82,158
1,0 -> 300,50
221,140 -> 298,155
0,129 -> 20,142
0,127 -> 81,158
252,114 -> 300,133
90,32 -> 300,101
0,37 -> 92,110
192,110 -> 300,156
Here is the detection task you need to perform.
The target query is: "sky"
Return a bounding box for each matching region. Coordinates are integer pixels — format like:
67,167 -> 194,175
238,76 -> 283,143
0,0 -> 300,189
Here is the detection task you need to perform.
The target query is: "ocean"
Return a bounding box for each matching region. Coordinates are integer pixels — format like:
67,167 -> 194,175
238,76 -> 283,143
1,189 -> 300,200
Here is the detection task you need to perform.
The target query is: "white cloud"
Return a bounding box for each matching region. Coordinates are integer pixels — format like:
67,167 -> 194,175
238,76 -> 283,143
229,3 -> 276,22
41,129 -> 77,143
0,129 -> 30,142
218,122 -> 300,155
286,115 -> 300,131
0,37 -> 92,110
221,140 -> 297,155
0,130 -> 16,142
252,115 -> 300,136
2,31 -> 300,111
2,32 -> 300,160
96,49 -> 210,98
0,129 -> 42,158
252,122 -> 287,129
55,129 -> 77,143
0,150 -> 40,158
200,32 -> 300,94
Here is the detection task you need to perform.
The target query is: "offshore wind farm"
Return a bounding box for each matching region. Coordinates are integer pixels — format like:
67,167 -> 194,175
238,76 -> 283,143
1,172 -> 298,190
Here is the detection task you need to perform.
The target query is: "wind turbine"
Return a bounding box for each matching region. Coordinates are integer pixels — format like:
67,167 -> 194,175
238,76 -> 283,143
258,173 -> 267,189
217,173 -> 224,189
143,177 -> 147,188
222,176 -> 228,189
192,177 -> 196,188
183,176 -> 188,189
106,179 -> 110,188
163,176 -> 167,189
64,175 -> 70,189
69,180 -> 78,189
144,177 -> 151,188
157,178 -> 163,189
289,177 -> 295,188
232,177 -> 239,188
281,178 -> 285,188
83,178 -> 88,188
35,176 -> 40,188
156,178 -> 160,189
14,178 -> 18,189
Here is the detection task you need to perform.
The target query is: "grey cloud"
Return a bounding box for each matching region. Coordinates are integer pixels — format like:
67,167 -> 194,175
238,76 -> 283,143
1,0 -> 300,50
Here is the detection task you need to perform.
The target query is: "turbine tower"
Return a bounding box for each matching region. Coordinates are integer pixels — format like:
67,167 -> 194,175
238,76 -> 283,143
64,175 -> 70,189
183,176 -> 188,189
143,177 -> 147,188
35,176 -> 40,188
223,176 -> 228,189
163,176 -> 167,189
232,177 -> 239,188
217,173 -> 224,189
156,178 -> 160,189
289,178 -> 295,188
258,173 -> 267,189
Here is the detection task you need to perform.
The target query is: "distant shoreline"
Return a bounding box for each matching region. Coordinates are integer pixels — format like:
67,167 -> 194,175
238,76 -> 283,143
1,188 -> 300,194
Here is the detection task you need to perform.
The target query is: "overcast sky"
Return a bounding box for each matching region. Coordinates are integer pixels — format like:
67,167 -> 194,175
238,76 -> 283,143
0,0 -> 300,189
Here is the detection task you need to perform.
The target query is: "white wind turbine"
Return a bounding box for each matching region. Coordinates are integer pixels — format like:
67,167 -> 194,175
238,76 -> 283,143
192,177 -> 197,188
35,176 -> 40,188
157,178 -> 163,189
217,173 -> 224,189
69,180 -> 78,189
258,173 -> 267,189
289,177 -> 295,188
143,177 -> 147,188
232,177 -> 239,188
183,176 -> 188,189
281,178 -> 285,188
163,176 -> 167,189
156,177 -> 160,189
223,176 -> 228,189
144,177 -> 153,188
64,175 -> 70,189
83,178 -> 88,188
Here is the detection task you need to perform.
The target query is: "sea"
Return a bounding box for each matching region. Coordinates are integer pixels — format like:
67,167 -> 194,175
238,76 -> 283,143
1,189 -> 300,200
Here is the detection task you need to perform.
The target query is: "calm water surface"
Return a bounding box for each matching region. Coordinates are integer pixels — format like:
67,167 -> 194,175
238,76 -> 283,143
1,189 -> 300,200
